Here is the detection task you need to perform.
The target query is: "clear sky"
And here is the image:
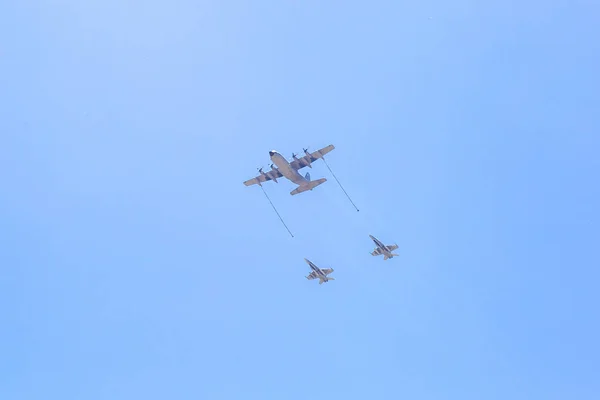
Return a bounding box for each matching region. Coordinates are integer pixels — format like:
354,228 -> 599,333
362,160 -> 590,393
2,1 -> 599,399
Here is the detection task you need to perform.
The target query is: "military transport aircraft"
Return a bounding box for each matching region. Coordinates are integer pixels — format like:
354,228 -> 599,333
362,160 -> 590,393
243,145 -> 335,195
369,235 -> 399,261
304,258 -> 335,284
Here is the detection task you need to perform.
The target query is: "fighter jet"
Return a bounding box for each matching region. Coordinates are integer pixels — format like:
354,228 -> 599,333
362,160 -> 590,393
369,235 -> 399,260
304,258 -> 335,284
243,145 -> 335,195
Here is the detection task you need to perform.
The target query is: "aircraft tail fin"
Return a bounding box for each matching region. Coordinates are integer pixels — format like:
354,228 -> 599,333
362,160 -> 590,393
290,178 -> 327,195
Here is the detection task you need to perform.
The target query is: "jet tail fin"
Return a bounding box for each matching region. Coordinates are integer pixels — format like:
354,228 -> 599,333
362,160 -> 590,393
290,178 -> 327,195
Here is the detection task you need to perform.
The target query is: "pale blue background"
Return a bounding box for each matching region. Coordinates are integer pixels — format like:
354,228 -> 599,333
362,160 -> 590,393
1,1 -> 599,399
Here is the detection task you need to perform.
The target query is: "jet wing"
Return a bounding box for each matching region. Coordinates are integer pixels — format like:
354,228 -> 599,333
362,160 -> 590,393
371,245 -> 397,255
243,168 -> 283,186
320,268 -> 333,276
290,145 -> 335,170
371,248 -> 383,256
306,271 -> 318,280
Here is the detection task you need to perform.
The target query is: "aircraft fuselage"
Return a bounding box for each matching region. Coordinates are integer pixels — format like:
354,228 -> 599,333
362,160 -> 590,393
305,258 -> 326,278
270,151 -> 309,186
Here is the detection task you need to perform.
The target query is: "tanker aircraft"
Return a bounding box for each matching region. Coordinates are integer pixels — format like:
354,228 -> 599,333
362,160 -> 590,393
243,145 -> 335,195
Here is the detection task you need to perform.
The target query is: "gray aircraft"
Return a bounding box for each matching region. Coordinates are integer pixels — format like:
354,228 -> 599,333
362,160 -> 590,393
369,235 -> 399,260
243,145 -> 335,195
304,258 -> 335,284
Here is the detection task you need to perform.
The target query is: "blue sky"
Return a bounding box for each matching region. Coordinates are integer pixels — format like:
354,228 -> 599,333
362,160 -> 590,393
2,1 -> 599,399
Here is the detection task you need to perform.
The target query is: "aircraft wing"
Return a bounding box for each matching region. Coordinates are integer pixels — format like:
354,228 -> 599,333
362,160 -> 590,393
306,271 -> 318,280
290,144 -> 335,170
387,244 -> 399,251
321,268 -> 333,276
371,248 -> 383,256
243,168 -> 283,186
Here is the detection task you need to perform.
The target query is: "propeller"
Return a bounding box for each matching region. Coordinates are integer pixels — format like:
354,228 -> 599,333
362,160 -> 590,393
269,163 -> 279,183
303,147 -> 313,168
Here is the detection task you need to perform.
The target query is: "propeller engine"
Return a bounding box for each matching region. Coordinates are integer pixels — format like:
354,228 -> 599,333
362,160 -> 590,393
269,163 -> 278,183
257,165 -> 278,183
254,167 -> 266,186
303,147 -> 313,168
